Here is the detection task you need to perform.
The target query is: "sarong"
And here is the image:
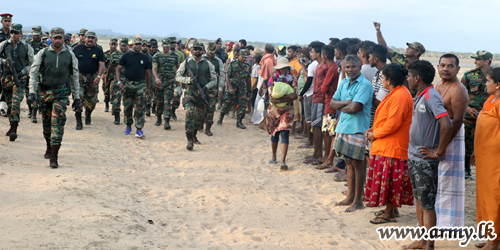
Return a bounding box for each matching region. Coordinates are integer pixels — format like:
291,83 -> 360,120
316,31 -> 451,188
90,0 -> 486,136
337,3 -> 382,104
435,124 -> 465,227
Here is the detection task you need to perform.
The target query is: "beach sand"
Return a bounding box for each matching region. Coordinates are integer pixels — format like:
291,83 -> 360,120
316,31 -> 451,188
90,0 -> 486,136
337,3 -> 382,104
0,88 -> 479,249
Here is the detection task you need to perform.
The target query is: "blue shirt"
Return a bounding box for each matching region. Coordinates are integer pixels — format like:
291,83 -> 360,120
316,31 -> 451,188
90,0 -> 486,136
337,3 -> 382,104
333,74 -> 373,134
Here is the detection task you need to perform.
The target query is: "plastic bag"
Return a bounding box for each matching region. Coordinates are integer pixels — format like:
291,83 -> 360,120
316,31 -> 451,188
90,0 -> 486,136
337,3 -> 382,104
257,97 -> 265,112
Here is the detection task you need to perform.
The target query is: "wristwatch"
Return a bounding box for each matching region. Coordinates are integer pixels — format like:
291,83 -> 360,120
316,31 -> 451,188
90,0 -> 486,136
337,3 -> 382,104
434,150 -> 441,157
117,81 -> 122,84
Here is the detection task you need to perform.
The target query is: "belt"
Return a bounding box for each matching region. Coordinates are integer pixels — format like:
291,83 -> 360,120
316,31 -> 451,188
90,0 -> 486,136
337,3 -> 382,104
40,83 -> 67,91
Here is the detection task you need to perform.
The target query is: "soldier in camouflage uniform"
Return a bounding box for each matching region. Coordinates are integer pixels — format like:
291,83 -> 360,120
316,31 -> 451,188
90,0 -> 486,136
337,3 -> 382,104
141,40 -> 154,116
0,14 -> 13,117
203,42 -> 226,136
71,28 -> 87,50
102,38 -> 118,112
169,36 -> 185,120
28,27 -> 80,168
152,38 -> 179,129
26,25 -> 48,123
0,23 -> 34,141
175,41 -> 217,150
214,38 -> 228,63
217,49 -> 251,129
461,50 -> 492,179
105,38 -> 130,125
116,37 -> 151,138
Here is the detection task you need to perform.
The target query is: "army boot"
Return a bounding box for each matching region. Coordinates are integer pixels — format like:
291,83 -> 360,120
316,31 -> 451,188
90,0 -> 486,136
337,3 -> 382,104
154,115 -> 162,126
31,108 -> 38,123
50,145 -> 61,168
186,133 -> 194,150
85,109 -> 92,125
75,112 -> 83,130
113,111 -> 120,125
8,121 -> 18,141
44,133 -> 51,159
164,118 -> 171,130
217,113 -> 225,125
236,118 -> 246,129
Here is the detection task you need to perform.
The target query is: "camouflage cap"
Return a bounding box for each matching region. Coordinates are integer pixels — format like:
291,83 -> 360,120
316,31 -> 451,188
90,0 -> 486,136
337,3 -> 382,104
50,27 -> 65,38
406,42 -> 425,55
161,38 -> 172,46
78,28 -> 88,35
110,38 -> 118,44
142,40 -> 150,46
471,50 -> 493,60
168,36 -> 176,42
206,42 -> 216,54
239,49 -> 250,58
85,31 -> 96,37
31,25 -> 42,36
119,38 -> 129,46
192,41 -> 202,48
0,13 -> 13,21
132,37 -> 142,44
10,23 -> 22,32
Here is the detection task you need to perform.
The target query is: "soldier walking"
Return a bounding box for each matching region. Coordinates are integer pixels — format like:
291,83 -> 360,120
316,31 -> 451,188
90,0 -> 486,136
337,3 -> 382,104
72,31 -> 105,130
169,36 -> 185,120
152,38 -> 179,129
217,49 -> 251,129
175,41 -> 217,150
105,38 -> 130,125
0,13 -> 14,117
0,23 -> 34,141
115,37 -> 151,138
28,27 -> 80,168
27,25 -> 48,123
203,42 -> 226,136
102,38 -> 118,112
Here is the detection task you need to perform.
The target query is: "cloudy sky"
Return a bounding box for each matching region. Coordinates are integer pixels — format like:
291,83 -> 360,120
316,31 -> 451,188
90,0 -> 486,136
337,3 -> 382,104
4,0 -> 498,53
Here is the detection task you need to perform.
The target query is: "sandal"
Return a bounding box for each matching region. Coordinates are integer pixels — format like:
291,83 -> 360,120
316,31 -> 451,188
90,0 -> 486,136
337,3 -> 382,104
269,160 -> 277,164
298,144 -> 313,149
374,209 -> 401,218
334,175 -> 347,182
280,164 -> 288,171
342,190 -> 348,196
324,167 -> 342,173
315,165 -> 330,170
311,160 -> 324,166
369,216 -> 396,224
303,158 -> 320,164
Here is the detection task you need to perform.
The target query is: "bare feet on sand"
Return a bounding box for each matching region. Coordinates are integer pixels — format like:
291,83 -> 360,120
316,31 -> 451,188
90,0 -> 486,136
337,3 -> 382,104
344,201 -> 364,213
400,240 -> 427,249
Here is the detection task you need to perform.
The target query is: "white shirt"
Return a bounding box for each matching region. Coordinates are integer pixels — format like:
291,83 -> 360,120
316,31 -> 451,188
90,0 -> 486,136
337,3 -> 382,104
303,60 -> 318,97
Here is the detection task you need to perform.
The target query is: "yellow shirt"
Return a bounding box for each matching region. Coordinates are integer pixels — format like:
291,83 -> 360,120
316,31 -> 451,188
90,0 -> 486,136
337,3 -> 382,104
228,51 -> 234,59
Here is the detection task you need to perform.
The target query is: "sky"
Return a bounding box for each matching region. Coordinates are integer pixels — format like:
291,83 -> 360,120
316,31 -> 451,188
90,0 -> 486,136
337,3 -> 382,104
4,0 -> 499,53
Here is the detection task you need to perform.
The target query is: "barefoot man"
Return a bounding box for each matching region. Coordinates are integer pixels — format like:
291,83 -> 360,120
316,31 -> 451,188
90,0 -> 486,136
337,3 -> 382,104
431,54 -> 469,228
330,55 -> 373,213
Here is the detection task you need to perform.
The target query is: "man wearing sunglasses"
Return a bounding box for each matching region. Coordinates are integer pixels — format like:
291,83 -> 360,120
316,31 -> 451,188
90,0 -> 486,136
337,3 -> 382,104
0,23 -> 34,141
169,36 -> 184,120
176,41 -> 217,150
0,13 -> 13,118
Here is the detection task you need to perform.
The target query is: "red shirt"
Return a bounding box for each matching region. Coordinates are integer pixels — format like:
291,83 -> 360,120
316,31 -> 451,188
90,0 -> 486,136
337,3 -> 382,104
312,64 -> 328,103
320,62 -> 340,114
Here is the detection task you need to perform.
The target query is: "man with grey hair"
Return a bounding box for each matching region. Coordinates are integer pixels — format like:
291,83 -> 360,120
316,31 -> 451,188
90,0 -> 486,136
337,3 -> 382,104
329,55 -> 373,213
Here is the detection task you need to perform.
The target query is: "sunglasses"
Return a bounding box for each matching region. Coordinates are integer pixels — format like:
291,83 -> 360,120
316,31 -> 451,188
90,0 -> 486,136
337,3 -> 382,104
193,48 -> 202,51
10,30 -> 19,35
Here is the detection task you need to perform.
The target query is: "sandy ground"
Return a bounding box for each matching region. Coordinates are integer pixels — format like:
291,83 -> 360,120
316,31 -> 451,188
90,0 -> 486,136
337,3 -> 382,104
0,86 -> 480,249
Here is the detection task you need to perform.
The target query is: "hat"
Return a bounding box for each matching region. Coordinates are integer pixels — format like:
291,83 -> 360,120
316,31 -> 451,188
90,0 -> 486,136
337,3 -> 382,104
10,23 -> 22,33
278,43 -> 286,51
150,39 -> 158,48
215,38 -> 222,44
471,50 -> 493,60
119,38 -> 129,46
85,31 -> 96,37
252,48 -> 263,57
64,33 -> 71,41
110,38 -> 118,44
225,41 -> 234,47
168,36 -> 176,42
132,37 -> 142,44
176,39 -> 182,44
273,57 -> 294,71
50,27 -> 65,38
78,28 -> 88,35
142,40 -> 150,46
192,41 -> 202,48
206,42 -> 216,54
161,38 -> 171,45
240,49 -> 250,58
406,42 -> 425,55
31,25 -> 42,36
0,13 -> 12,21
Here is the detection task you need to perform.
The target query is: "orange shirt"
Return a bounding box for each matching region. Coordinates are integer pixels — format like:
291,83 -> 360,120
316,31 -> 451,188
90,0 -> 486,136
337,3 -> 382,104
288,57 -> 302,77
371,85 -> 414,160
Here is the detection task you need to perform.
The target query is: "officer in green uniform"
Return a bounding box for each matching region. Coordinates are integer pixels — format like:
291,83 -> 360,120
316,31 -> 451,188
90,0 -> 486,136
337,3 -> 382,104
105,38 -> 130,125
0,23 -> 34,141
175,41 -> 217,150
461,50 -> 492,179
141,40 -> 154,116
26,25 -> 48,123
0,13 -> 14,117
103,38 -> 118,112
152,38 -> 179,129
203,42 -> 226,136
28,27 -> 80,168
217,49 -> 251,129
169,36 -> 185,120
71,28 -> 87,49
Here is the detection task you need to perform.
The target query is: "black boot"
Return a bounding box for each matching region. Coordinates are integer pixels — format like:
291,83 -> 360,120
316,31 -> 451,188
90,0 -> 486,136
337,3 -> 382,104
186,133 -> 194,150
113,111 -> 120,125
154,115 -> 162,126
8,121 -> 18,141
31,108 -> 38,123
171,108 -> 177,120
164,118 -> 171,130
151,103 -> 156,116
205,123 -> 213,136
145,104 -> 151,117
104,102 -> 109,112
75,112 -> 83,130
85,109 -> 92,125
27,105 -> 32,118
193,130 -> 201,144
44,133 -> 51,159
217,113 -> 225,125
236,118 -> 246,129
50,144 -> 60,168
5,121 -> 14,136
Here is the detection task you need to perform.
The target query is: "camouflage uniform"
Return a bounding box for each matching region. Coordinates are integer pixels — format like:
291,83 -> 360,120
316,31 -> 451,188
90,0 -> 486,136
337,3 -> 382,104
0,24 -> 34,126
103,38 -> 118,105
387,42 -> 425,97
71,28 -> 87,50
27,26 -> 48,111
461,50 -> 493,175
175,42 -> 217,137
122,79 -> 147,129
153,38 -> 179,121
204,42 -> 226,128
110,39 -> 129,113
170,37 -> 185,116
220,50 -> 251,120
